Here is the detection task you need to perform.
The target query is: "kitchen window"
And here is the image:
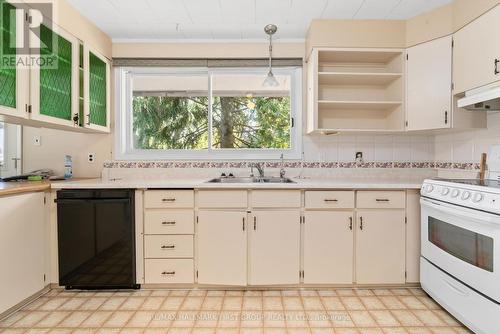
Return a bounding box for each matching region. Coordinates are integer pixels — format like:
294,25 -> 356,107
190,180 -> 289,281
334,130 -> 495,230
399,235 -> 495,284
115,67 -> 302,160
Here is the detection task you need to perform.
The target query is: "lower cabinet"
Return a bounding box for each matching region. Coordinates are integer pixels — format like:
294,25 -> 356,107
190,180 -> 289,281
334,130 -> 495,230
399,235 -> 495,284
355,209 -> 406,284
249,210 -> 301,285
197,210 -> 247,286
0,192 -> 46,315
303,211 -> 354,284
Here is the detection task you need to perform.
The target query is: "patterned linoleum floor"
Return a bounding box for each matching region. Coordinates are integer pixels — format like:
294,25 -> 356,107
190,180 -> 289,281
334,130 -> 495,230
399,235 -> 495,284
0,288 -> 472,334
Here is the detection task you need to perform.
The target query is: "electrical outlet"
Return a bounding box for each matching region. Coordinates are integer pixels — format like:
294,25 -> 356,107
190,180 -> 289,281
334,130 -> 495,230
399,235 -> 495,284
33,135 -> 41,146
88,153 -> 96,163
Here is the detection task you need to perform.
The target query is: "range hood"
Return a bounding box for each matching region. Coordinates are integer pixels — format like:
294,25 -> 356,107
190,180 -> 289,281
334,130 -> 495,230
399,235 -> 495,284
457,82 -> 500,111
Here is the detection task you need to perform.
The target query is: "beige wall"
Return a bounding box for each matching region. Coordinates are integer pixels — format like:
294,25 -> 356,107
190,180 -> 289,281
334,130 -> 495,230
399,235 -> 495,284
23,127 -> 112,178
406,0 -> 500,47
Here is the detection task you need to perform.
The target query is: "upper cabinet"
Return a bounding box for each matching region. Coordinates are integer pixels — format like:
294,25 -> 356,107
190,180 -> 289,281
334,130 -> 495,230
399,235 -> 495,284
0,0 -> 29,120
0,1 -> 111,133
453,5 -> 500,94
406,36 -> 452,131
83,46 -> 111,132
307,48 -> 405,133
30,24 -> 80,128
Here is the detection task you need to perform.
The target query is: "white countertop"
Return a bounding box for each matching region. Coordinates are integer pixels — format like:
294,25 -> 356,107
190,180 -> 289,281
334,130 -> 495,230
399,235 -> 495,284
51,178 -> 424,190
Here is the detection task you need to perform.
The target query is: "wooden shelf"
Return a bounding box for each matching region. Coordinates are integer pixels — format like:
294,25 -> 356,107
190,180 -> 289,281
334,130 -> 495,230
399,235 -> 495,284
318,100 -> 402,110
318,72 -> 402,86
308,48 -> 405,133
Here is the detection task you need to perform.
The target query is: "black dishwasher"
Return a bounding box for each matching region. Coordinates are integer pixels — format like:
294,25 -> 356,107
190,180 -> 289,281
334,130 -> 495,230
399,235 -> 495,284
56,189 -> 139,289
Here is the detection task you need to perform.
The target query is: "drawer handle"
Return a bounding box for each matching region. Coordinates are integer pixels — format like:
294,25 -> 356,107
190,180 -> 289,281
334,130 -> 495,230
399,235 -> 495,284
359,217 -> 363,230
162,198 -> 176,202
495,58 -> 499,75
161,271 -> 176,275
324,199 -> 338,202
161,245 -> 175,249
349,217 -> 353,231
375,199 -> 390,202
162,221 -> 176,225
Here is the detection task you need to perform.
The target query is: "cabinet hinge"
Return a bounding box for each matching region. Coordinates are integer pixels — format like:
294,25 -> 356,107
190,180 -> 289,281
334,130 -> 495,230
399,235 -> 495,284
451,39 -> 454,48
405,121 -> 408,127
291,117 -> 295,128
451,82 -> 454,91
405,217 -> 407,224
196,270 -> 198,278
406,54 -> 408,60
43,274 -> 46,282
44,196 -> 46,205
196,216 -> 199,224
28,105 -> 32,113
301,216 -> 305,224
405,271 -> 407,279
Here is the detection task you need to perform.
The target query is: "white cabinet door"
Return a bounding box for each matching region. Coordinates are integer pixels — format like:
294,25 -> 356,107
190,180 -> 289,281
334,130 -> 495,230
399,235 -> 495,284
0,1 -> 29,121
406,190 -> 421,283
406,36 -> 452,131
197,210 -> 247,286
0,192 -> 46,314
303,211 -> 354,284
453,5 -> 500,93
249,210 -> 300,285
356,209 -> 406,284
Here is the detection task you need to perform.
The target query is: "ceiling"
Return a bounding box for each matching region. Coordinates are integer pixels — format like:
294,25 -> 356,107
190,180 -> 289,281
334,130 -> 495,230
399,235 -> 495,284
66,0 -> 453,41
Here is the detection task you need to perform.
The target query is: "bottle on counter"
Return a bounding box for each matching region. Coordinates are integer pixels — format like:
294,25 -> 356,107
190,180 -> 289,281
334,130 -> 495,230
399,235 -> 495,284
64,155 -> 73,179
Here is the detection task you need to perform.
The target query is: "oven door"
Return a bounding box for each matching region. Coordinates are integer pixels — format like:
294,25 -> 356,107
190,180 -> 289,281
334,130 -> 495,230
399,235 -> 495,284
421,197 -> 500,302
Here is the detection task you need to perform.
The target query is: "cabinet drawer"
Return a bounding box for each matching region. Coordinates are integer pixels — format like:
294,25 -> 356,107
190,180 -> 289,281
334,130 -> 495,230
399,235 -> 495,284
305,191 -> 354,209
145,235 -> 193,258
198,190 -> 247,208
144,190 -> 194,209
251,190 -> 301,208
356,191 -> 405,209
145,259 -> 194,284
144,210 -> 194,235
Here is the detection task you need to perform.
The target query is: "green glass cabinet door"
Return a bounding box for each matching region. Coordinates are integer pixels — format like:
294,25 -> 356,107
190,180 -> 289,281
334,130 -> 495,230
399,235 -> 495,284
30,23 -> 78,127
84,46 -> 110,132
0,0 -> 29,119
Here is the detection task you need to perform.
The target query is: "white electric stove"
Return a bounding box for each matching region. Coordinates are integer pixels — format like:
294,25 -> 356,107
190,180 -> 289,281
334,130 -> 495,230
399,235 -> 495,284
420,146 -> 500,334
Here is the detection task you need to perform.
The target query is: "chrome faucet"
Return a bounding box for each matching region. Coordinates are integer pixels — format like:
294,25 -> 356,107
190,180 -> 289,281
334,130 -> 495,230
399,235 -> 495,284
279,154 -> 286,179
250,163 -> 265,178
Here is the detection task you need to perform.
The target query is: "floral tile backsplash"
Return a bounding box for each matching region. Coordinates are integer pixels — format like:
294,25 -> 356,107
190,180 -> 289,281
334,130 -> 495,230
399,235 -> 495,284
103,160 -> 480,170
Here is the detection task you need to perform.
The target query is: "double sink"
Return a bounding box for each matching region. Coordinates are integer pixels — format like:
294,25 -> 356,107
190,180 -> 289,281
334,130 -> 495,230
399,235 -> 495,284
207,176 -> 296,184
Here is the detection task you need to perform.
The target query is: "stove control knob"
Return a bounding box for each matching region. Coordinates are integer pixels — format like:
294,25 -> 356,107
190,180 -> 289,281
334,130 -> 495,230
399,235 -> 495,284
462,191 -> 471,200
451,189 -> 460,198
441,187 -> 450,195
424,185 -> 434,193
472,193 -> 484,203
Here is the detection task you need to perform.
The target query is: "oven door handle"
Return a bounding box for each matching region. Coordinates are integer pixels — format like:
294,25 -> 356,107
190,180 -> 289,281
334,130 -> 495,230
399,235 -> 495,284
421,198 -> 500,225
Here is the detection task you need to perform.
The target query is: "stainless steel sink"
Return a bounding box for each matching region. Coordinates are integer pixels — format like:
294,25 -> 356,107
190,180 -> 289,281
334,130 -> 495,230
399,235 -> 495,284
206,177 -> 295,184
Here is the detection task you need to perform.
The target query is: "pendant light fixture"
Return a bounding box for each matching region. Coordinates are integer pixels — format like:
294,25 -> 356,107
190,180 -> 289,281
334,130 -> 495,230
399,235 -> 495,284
263,24 -> 279,87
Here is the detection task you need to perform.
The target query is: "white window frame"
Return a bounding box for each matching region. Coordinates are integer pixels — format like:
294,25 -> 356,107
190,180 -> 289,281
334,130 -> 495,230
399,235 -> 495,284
114,66 -> 302,160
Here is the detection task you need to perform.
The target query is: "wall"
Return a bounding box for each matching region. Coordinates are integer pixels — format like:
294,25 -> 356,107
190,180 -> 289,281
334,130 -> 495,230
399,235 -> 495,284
435,113 -> 500,164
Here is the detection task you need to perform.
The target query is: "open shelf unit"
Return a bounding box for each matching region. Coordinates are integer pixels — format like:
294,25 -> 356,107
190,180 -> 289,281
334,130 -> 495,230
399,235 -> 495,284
307,48 -> 405,133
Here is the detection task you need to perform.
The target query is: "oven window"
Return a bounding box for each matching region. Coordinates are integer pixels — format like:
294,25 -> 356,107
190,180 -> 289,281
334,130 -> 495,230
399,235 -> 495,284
428,217 -> 494,272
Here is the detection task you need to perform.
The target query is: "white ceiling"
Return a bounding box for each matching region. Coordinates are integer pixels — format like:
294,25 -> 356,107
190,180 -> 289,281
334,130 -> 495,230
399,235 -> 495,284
66,0 -> 453,42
